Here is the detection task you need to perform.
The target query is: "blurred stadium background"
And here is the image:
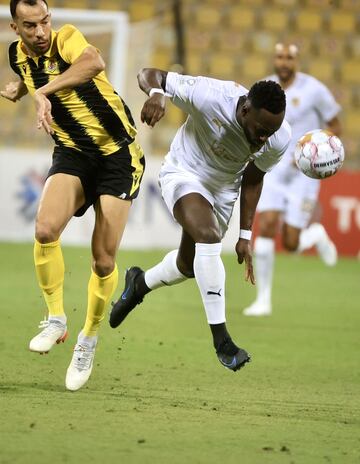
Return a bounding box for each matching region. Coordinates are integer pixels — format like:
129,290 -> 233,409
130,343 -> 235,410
0,0 -> 359,254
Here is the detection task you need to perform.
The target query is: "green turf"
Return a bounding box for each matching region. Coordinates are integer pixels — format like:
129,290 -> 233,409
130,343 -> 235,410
0,242 -> 359,464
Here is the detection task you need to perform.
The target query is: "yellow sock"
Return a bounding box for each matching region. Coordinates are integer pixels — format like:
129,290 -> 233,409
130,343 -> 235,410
82,265 -> 118,337
34,239 -> 65,317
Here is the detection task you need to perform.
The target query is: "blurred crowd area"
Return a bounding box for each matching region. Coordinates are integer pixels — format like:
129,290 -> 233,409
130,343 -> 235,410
0,0 -> 359,168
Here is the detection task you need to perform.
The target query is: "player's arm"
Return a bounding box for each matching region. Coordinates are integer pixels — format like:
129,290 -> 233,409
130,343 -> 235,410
0,78 -> 28,102
36,45 -> 105,97
34,46 -> 105,134
137,68 -> 168,127
326,116 -> 341,137
236,161 -> 265,285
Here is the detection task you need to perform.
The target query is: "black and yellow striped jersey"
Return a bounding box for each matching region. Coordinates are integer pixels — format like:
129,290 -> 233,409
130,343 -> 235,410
8,24 -> 137,156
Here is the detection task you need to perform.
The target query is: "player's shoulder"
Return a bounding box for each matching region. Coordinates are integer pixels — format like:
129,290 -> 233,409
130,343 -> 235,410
8,39 -> 19,55
8,40 -> 26,66
56,24 -> 81,42
202,76 -> 248,103
297,72 -> 327,90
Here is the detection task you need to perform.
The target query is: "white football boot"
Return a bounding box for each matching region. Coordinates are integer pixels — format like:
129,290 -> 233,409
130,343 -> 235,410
243,301 -> 272,317
314,224 -> 338,266
29,318 -> 68,354
65,338 -> 97,391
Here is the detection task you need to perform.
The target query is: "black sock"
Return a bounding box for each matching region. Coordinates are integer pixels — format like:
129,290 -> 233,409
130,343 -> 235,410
210,323 -> 230,350
135,272 -> 151,297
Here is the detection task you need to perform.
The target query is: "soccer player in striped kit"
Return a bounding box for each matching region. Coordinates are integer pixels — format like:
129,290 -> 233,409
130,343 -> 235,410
1,0 -> 145,390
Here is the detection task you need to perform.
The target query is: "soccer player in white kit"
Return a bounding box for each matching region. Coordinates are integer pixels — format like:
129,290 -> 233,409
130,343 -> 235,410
110,68 -> 291,371
243,43 -> 342,317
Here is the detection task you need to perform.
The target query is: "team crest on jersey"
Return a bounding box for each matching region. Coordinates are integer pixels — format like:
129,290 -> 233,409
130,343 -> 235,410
212,118 -> 223,132
291,97 -> 300,107
47,60 -> 58,73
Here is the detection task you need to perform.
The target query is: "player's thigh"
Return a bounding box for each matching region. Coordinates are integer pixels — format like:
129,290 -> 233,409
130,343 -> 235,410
92,195 -> 131,261
36,173 -> 85,237
173,193 -> 221,243
283,175 -> 320,230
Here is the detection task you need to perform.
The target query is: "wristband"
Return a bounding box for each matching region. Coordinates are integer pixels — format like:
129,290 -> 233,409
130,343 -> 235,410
149,88 -> 165,97
239,229 -> 252,240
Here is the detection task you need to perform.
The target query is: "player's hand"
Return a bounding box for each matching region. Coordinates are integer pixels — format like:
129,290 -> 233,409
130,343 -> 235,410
34,90 -> 53,135
0,81 -> 26,102
140,94 -> 166,127
235,239 -> 255,285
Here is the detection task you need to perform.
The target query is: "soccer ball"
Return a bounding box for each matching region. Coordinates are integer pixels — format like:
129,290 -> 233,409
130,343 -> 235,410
294,129 -> 345,179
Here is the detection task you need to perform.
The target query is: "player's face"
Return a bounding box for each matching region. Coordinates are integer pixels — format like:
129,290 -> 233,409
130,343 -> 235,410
274,48 -> 297,82
11,1 -> 51,56
242,104 -> 285,150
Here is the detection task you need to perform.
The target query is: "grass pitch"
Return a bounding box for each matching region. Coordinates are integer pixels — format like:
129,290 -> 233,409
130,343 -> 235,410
0,242 -> 359,464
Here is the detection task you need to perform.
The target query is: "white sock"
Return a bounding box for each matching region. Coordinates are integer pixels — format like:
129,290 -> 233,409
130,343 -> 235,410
77,331 -> 97,349
48,315 -> 67,325
254,237 -> 274,307
193,242 -> 225,324
298,223 -> 326,252
144,250 -> 187,290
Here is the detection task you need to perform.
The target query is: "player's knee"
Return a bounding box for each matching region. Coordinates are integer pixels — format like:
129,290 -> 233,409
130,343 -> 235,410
283,237 -> 299,252
35,221 -> 60,243
194,225 -> 221,244
258,218 -> 277,238
93,257 -> 115,277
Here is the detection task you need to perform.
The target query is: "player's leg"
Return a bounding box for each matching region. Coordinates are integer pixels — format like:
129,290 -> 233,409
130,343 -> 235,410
243,165 -> 287,316
284,176 -> 337,266
174,193 -> 250,371
66,195 -> 129,391
30,173 -> 85,353
109,235 -> 190,328
298,222 -> 337,266
243,210 -> 279,316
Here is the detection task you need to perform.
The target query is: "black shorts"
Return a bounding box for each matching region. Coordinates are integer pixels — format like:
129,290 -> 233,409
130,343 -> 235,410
48,142 -> 145,217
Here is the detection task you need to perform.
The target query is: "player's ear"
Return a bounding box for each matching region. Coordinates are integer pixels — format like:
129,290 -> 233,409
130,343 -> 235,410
10,21 -> 19,35
241,100 -> 251,117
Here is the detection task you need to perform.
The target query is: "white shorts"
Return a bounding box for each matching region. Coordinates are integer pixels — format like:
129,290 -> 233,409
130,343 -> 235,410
257,162 -> 320,229
159,160 -> 239,238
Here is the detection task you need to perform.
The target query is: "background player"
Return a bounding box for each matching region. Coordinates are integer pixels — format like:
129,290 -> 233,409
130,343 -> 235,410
1,0 -> 144,390
243,43 -> 341,317
110,67 -> 291,371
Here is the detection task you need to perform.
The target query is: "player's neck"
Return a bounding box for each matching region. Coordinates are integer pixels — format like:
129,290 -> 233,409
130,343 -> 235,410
279,73 -> 296,90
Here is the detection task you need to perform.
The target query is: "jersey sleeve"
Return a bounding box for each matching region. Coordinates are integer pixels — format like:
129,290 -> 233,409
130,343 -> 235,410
165,72 -> 209,114
313,80 -> 341,122
253,120 -> 292,172
56,24 -> 92,64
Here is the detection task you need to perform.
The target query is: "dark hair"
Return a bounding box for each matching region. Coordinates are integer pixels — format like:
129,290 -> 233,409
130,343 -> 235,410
10,0 -> 48,18
248,80 -> 286,115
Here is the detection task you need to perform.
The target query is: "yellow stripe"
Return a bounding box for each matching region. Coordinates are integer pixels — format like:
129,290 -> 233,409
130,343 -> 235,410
52,82 -> 119,154
129,141 -> 145,196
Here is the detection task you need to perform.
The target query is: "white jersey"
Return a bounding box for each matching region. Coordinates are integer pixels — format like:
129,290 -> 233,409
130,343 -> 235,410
266,72 -> 341,164
165,72 -> 291,188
